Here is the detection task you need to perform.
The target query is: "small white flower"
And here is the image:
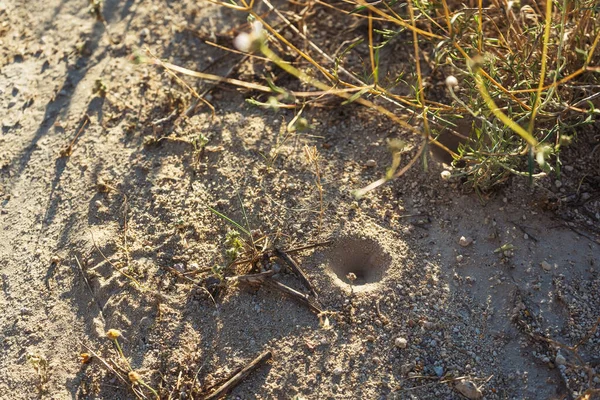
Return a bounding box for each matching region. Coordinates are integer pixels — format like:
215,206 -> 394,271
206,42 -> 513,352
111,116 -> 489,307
445,75 -> 459,89
233,21 -> 266,52
536,148 -> 546,167
233,32 -> 252,52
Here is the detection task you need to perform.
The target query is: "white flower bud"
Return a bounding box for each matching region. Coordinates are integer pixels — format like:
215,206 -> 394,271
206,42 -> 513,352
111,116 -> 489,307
233,21 -> 266,53
233,32 -> 252,52
445,75 -> 459,89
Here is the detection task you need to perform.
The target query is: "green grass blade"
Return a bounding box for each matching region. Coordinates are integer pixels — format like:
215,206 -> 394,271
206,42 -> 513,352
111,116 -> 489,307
207,206 -> 251,237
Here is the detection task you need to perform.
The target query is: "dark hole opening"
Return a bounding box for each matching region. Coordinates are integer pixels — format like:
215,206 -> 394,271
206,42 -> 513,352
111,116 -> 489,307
325,237 -> 391,289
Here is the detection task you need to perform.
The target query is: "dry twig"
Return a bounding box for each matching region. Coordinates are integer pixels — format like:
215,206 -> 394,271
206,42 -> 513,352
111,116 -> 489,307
204,351 -> 272,400
274,247 -> 318,298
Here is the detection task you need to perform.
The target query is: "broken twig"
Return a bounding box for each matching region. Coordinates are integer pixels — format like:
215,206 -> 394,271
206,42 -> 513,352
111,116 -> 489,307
274,248 -> 318,298
204,351 -> 272,400
80,342 -> 129,385
230,270 -> 276,284
74,255 -> 105,321
264,279 -> 323,314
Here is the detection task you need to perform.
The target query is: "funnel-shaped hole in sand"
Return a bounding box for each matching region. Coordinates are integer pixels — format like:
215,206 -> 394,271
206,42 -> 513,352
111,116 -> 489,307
325,237 -> 391,291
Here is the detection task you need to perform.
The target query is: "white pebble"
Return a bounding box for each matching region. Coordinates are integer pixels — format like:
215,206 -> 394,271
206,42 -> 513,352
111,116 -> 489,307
395,337 -> 408,349
459,236 -> 473,247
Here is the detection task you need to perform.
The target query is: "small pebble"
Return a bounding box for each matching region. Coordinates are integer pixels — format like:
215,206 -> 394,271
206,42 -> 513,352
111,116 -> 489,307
332,367 -> 344,376
555,354 -> 566,366
365,159 -> 377,167
459,236 -> 473,247
555,180 -> 562,188
541,261 -> 552,271
455,379 -> 483,399
423,321 -> 435,329
173,263 -> 185,273
401,362 -> 415,375
456,254 -> 464,262
395,337 -> 408,349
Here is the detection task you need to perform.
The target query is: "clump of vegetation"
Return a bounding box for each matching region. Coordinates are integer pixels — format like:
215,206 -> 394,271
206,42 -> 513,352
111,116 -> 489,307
26,352 -> 49,394
224,229 -> 245,261
147,0 -> 599,193
207,205 -> 255,279
93,78 -> 108,97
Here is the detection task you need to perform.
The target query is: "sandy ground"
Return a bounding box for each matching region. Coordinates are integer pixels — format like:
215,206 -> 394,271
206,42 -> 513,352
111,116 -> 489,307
1,1 -> 599,399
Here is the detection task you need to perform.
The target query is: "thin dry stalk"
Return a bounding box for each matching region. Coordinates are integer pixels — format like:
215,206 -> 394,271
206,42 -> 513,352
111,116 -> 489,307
303,145 -> 324,233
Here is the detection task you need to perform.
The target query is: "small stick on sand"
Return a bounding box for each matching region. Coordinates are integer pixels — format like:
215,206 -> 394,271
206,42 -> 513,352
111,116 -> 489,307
74,255 -> 105,321
283,240 -> 332,254
274,248 -> 318,298
204,351 -> 272,400
80,342 -> 128,385
264,279 -> 323,314
230,270 -> 276,284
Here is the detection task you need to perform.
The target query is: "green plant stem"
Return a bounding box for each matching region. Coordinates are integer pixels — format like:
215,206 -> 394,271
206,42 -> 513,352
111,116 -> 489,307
138,380 -> 159,399
113,339 -> 132,371
473,68 -> 538,148
528,0 -> 553,134
207,207 -> 251,237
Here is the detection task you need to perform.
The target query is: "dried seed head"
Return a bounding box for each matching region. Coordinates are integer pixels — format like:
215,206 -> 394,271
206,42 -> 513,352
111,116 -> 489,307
106,329 -> 121,340
80,353 -> 92,364
128,371 -> 141,383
